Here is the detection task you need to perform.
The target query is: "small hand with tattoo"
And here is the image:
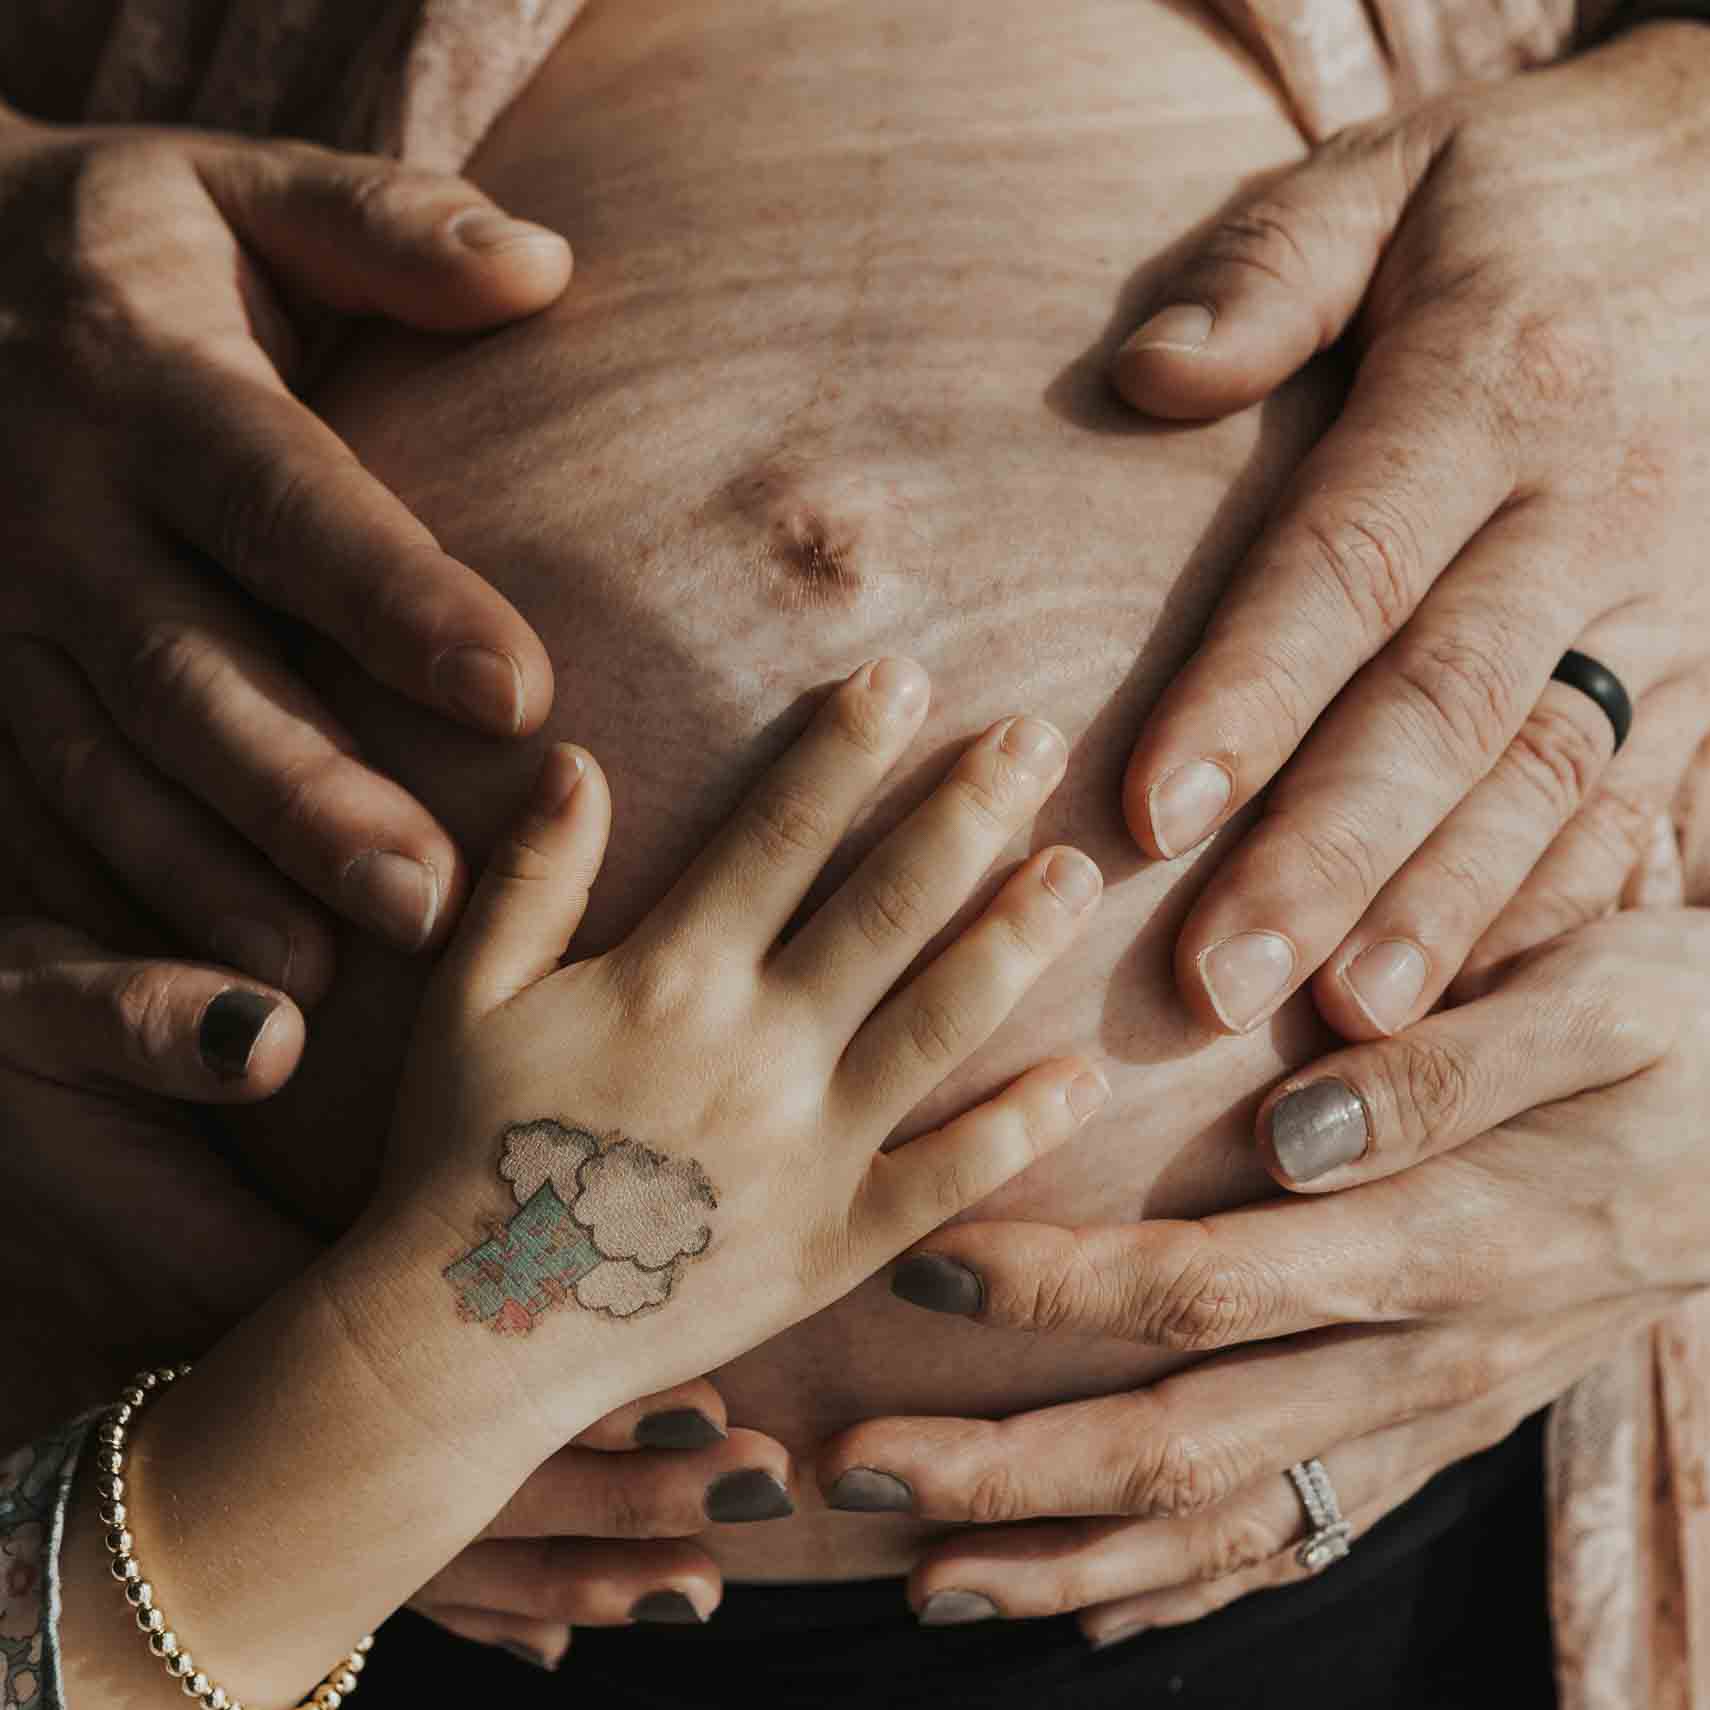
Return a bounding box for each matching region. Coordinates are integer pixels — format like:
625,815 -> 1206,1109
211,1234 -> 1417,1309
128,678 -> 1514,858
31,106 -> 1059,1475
0,908 -> 794,1671
358,656 -> 1109,1437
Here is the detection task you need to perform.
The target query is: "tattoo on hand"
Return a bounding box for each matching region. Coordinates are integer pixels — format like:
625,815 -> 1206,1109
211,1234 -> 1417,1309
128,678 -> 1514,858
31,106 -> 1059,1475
444,1120 -> 717,1333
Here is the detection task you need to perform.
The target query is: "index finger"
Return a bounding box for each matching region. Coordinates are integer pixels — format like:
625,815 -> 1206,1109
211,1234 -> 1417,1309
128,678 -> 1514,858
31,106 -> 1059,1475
1123,334 -> 1512,862
135,348 -> 555,739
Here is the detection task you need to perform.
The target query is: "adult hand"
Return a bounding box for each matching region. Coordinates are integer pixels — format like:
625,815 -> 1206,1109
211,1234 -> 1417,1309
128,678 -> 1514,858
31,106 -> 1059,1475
0,107 -> 570,1002
1113,21 -> 1710,1038
0,912 -> 786,1674
817,908 -> 1710,1640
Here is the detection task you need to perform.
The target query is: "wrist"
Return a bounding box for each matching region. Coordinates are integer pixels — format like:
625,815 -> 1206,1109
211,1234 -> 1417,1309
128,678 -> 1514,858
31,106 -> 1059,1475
322,1199 -> 629,1463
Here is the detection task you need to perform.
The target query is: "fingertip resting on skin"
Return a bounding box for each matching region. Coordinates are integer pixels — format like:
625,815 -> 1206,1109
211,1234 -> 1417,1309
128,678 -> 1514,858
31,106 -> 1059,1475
1264,1078 -> 1371,1186
196,986 -> 304,1096
890,1252 -> 984,1316
1195,930 -> 1297,1034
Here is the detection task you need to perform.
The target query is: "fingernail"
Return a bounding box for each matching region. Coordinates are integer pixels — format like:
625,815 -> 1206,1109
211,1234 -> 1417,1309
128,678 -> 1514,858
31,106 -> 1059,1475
533,744 -> 587,815
199,989 -> 279,1081
634,1408 -> 726,1450
919,1590 -> 1000,1627
1149,759 -> 1234,858
434,644 -> 525,735
1340,939 -> 1429,1035
891,1253 -> 983,1316
999,716 -> 1067,782
496,1639 -> 560,1671
1089,1620 -> 1150,1651
1123,303 -> 1214,355
1198,931 -> 1296,1032
342,851 -> 440,950
454,210 -> 566,253
826,1468 -> 915,1513
1043,851 -> 1101,913
868,657 -> 929,718
1270,1079 -> 1370,1183
704,1469 -> 794,1523
207,916 -> 293,993
1067,1070 -> 1111,1123
630,1590 -> 704,1624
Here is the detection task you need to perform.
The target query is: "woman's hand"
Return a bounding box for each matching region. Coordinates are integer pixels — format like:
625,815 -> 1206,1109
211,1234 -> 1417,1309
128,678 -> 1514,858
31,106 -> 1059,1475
0,909 -> 778,1673
0,111 -> 571,1001
1113,21 -> 1710,1038
816,907 -> 1710,1638
373,658 -> 1108,1433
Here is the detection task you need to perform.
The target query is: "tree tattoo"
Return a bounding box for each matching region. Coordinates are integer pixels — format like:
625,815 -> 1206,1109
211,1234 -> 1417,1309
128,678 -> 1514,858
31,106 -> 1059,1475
444,1120 -> 717,1334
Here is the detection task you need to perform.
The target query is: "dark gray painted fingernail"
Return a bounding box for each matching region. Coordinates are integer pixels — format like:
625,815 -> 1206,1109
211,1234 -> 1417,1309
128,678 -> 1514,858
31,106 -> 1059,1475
634,1409 -> 727,1450
827,1467 -> 915,1513
705,1468 -> 794,1523
496,1639 -> 559,1671
1270,1079 -> 1370,1182
919,1590 -> 1000,1626
199,989 -> 278,1080
891,1254 -> 983,1316
630,1589 -> 704,1624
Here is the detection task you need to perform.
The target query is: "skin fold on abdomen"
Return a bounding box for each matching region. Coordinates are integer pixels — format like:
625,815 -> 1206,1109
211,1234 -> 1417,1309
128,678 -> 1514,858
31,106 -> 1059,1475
231,0 -> 1352,1578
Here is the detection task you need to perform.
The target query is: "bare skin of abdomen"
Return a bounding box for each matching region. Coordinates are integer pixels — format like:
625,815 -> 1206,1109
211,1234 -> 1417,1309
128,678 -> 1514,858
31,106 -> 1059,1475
232,0 -> 1351,1579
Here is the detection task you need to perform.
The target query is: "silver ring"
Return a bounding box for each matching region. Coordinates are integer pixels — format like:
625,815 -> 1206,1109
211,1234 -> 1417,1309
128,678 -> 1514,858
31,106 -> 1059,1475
1285,1458 -> 1352,1573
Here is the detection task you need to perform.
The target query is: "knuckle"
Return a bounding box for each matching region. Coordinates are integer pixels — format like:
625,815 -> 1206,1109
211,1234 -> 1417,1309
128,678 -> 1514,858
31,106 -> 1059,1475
1383,1035 -> 1477,1156
1500,310 -> 1611,421
1431,1335 -> 1514,1411
486,833 -> 556,888
854,863 -> 932,949
1261,805 -> 1384,908
949,758 -> 1029,831
595,1477 -> 660,1541
254,749 -> 346,861
37,727 -> 107,826
1143,1245 -> 1276,1355
1194,1511 -> 1285,1584
1571,783 -> 1658,879
1199,198 -> 1315,295
904,992 -> 973,1069
118,621 -> 219,761
1393,634 -> 1525,763
217,439 -> 316,589
1118,1431 -> 1236,1520
1504,703 -> 1607,824
336,162 -> 442,235
1023,1243 -> 1109,1334
961,1460 -> 1026,1526
1295,499 -> 1425,649
743,783 -> 836,869
616,953 -> 704,1031
111,965 -> 184,1073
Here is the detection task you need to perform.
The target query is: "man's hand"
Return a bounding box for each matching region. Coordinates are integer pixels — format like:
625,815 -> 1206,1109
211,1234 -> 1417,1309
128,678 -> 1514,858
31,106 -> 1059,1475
1113,22 -> 1710,1038
0,110 -> 570,1000
815,908 -> 1710,1638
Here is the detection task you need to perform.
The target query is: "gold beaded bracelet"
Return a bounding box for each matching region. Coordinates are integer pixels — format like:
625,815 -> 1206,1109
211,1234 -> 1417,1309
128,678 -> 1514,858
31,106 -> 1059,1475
95,1363 -> 375,1710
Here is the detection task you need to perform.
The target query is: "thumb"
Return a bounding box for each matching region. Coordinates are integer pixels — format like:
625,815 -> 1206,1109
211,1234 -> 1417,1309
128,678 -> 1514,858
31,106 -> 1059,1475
196,138 -> 573,332
1111,112 -> 1447,422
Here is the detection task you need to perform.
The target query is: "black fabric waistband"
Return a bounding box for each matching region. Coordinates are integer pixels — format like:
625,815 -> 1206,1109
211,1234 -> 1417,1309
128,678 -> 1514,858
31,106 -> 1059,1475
364,1407 -> 1553,1709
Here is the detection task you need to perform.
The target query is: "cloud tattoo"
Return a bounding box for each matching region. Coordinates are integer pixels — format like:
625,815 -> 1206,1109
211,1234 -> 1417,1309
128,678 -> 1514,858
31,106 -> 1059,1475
445,1119 -> 718,1332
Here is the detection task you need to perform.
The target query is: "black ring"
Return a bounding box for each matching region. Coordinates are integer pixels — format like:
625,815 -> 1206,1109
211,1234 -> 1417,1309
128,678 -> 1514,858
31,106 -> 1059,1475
1551,650 -> 1633,752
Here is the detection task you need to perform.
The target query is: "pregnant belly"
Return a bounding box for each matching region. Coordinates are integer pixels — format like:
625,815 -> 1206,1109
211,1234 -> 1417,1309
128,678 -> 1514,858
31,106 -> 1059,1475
232,0 -> 1350,1578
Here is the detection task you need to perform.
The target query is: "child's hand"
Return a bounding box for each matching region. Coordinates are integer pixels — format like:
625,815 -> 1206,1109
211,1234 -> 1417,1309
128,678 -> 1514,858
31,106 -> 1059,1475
378,659 -> 1107,1433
